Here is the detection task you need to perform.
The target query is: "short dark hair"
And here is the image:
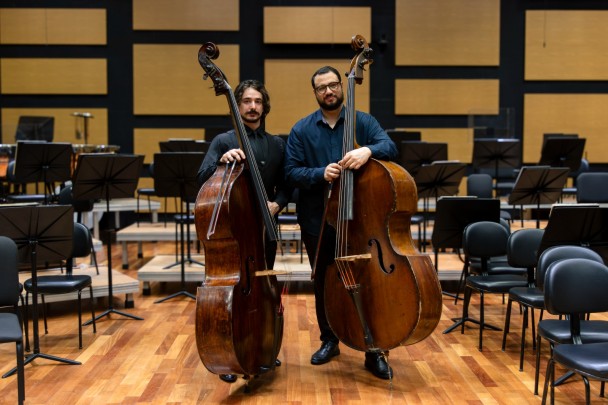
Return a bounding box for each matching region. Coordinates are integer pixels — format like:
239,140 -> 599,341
311,66 -> 342,89
234,79 -> 271,118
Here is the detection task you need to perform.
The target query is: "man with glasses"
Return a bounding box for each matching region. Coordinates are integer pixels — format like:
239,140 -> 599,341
285,66 -> 398,380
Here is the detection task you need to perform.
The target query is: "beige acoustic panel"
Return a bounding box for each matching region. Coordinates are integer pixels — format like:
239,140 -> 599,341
523,94 -> 608,164
0,8 -> 106,45
133,44 -> 239,115
1,58 -> 107,94
265,59 -> 371,135
395,79 -> 499,115
134,128 -> 205,163
526,10 -> 608,80
133,0 -> 238,31
395,0 -> 500,66
1,108 -> 108,145
264,7 -> 371,44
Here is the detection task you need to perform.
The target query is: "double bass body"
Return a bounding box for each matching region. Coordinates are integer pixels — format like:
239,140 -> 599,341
195,163 -> 283,377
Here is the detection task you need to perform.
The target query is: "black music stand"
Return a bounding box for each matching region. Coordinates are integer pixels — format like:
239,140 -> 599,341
0,205 -> 79,377
72,154 -> 144,323
539,137 -> 586,172
431,197 -> 500,301
153,152 -> 206,303
400,141 -> 448,176
507,166 -> 569,228
539,204 -> 608,263
472,138 -> 521,193
159,140 -> 209,153
414,162 -> 466,251
13,142 -> 73,204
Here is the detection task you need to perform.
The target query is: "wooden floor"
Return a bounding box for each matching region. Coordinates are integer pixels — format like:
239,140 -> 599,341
1,230 -> 607,404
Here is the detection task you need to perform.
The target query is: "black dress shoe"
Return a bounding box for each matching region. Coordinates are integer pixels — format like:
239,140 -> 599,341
219,374 -> 237,383
311,341 -> 340,365
275,359 -> 282,366
364,352 -> 393,380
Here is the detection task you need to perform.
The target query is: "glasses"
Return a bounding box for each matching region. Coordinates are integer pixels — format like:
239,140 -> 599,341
314,81 -> 341,94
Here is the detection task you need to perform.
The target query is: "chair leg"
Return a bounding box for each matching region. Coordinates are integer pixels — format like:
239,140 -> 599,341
88,286 -> 96,334
16,340 -> 25,405
535,334 -> 543,395
478,291 -> 485,351
461,286 -> 472,334
502,298 -> 513,351
78,291 -> 83,349
583,376 -> 591,405
18,296 -> 29,353
541,358 -> 554,405
91,244 -> 100,275
24,293 -> 30,352
519,306 -> 528,371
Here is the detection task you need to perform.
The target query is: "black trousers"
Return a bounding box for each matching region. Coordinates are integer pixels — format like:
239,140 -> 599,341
301,228 -> 339,344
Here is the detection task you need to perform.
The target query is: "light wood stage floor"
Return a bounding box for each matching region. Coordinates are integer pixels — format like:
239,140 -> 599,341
1,223 -> 606,404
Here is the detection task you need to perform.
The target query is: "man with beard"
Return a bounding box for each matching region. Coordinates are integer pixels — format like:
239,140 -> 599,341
284,66 -> 398,380
197,80 -> 292,383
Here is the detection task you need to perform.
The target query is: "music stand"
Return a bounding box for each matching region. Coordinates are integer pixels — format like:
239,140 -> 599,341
414,162 -> 466,251
13,142 -> 73,204
159,140 -> 209,153
400,141 -> 448,176
539,137 -> 586,172
0,205 -> 79,377
431,197 -> 500,301
507,166 -> 569,228
72,153 -> 144,323
472,138 -> 521,193
153,152 -> 206,303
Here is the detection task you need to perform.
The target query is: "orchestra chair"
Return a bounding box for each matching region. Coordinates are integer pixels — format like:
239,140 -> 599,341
4,160 -> 46,204
576,172 -> 608,203
23,222 -> 97,349
500,227 -> 544,371
561,158 -> 589,200
533,246 -> 607,395
0,236 -> 26,404
540,258 -> 608,404
136,163 -> 168,227
448,221 -> 528,351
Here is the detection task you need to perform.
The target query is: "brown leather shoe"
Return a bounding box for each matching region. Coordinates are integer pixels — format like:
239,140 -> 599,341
364,352 -> 393,380
311,341 -> 340,365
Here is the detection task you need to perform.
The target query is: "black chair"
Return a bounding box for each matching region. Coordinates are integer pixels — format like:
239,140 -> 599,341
533,246 -> 607,395
444,221 -> 528,351
540,258 -> 608,404
136,162 -> 168,227
576,172 -> 608,203
500,227 -> 545,371
0,236 -> 25,404
58,184 -> 94,225
467,173 -> 512,223
561,158 -> 589,199
24,222 -> 97,349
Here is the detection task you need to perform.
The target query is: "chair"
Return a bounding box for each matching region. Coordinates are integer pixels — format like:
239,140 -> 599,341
136,162 -> 167,227
444,221 -> 528,351
562,158 -> 589,199
500,228 -> 545,371
24,222 -> 97,349
540,258 -> 608,404
576,172 -> 608,203
0,236 -> 26,404
533,246 -> 607,395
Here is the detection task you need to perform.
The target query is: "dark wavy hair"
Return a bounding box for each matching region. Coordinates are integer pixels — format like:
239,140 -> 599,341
310,66 -> 342,88
234,79 -> 271,119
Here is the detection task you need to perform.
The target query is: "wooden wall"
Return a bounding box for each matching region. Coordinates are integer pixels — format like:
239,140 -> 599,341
1,1 -> 608,169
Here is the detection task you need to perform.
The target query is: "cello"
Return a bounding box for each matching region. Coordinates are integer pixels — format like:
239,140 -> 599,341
323,35 -> 442,353
194,42 -> 283,380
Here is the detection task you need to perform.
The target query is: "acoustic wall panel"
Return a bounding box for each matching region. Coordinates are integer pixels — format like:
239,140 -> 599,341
1,108 -> 109,145
395,0 -> 500,66
1,58 -> 107,94
395,79 -> 499,115
133,0 -> 238,31
525,10 -> 608,80
0,8 -> 106,45
523,94 -> 608,164
264,59 -> 370,135
134,128 -> 205,163
264,7 -> 371,44
133,44 -> 239,115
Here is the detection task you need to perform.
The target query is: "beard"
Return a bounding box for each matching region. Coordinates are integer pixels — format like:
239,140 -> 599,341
317,92 -> 344,111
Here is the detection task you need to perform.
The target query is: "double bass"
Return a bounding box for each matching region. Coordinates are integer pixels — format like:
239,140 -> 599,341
323,35 -> 442,353
194,42 -> 283,380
